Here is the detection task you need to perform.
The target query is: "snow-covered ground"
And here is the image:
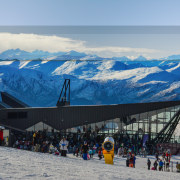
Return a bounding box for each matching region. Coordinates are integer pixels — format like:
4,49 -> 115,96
0,147 -> 180,180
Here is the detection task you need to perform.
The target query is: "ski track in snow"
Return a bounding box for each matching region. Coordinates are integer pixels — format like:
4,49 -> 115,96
0,147 -> 180,180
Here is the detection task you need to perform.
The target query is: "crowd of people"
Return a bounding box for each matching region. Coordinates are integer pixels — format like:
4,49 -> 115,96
8,130 -> 180,172
147,150 -> 173,171
11,130 -> 145,157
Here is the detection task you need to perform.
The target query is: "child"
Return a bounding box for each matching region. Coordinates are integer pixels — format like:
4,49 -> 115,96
93,145 -> 96,155
89,149 -> 93,159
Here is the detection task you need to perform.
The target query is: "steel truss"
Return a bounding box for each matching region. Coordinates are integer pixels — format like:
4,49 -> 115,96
56,79 -> 70,106
152,109 -> 180,144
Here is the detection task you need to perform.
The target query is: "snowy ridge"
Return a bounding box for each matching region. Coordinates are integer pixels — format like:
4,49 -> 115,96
1,60 -> 180,106
91,67 -> 163,82
167,63 -> 180,72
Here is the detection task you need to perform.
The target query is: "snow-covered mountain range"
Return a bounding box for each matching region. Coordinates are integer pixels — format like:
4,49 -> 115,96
1,56 -> 180,107
1,48 -> 180,61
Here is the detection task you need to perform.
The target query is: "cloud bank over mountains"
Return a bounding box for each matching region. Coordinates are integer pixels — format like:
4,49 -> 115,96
0,33 -> 159,58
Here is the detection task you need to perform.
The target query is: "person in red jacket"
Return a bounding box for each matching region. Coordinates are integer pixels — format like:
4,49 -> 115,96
0,129 -> 3,145
98,148 -> 102,160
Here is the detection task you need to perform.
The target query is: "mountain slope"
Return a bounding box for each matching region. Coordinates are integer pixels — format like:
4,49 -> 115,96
1,60 -> 180,107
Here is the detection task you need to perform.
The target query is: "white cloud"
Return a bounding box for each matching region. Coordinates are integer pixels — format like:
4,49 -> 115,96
0,33 -> 84,53
0,33 -> 159,57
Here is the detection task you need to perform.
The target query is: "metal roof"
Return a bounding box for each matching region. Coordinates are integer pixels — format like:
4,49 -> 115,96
0,92 -> 29,108
0,100 -> 180,131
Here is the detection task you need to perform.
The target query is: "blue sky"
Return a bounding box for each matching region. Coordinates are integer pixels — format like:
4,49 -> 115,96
0,1 -> 180,59
0,0 -> 180,25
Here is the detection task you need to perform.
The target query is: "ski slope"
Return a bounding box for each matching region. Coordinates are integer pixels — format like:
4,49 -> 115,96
0,147 -> 179,180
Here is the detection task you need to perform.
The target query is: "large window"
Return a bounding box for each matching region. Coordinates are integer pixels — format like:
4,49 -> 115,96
7,112 -> 27,119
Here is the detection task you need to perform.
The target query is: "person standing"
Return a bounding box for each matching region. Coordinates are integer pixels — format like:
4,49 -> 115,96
126,156 -> 130,167
60,137 -> 69,157
33,131 -> 37,146
81,141 -> 89,160
89,148 -> 93,159
159,159 -> 164,171
98,148 -> 102,160
118,147 -> 122,157
147,158 -> 151,170
155,152 -> 159,161
129,155 -> 134,167
154,160 -> 158,170
73,145 -> 76,156
132,154 -> 136,168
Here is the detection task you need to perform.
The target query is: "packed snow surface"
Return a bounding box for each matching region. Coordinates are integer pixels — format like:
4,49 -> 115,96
0,147 -> 180,180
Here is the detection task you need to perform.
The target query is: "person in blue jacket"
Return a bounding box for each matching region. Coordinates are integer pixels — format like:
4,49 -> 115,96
159,159 -> 164,171
132,154 -> 136,168
82,141 -> 89,160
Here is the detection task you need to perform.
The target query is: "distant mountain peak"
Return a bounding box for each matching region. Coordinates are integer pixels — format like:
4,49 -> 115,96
65,50 -> 87,57
1,48 -> 180,62
134,56 -> 147,61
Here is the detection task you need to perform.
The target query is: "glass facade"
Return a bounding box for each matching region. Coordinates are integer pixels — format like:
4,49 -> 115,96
25,105 -> 180,143
65,105 -> 180,143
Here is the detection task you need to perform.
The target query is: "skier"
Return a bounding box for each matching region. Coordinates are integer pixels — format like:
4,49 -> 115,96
59,137 -> 69,157
147,158 -> 151,170
81,141 -> 89,160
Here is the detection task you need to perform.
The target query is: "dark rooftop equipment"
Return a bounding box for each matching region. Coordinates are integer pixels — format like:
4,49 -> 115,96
1,92 -> 29,108
56,79 -> 70,107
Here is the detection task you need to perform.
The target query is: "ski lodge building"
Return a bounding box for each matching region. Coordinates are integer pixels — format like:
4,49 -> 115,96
0,79 -> 180,152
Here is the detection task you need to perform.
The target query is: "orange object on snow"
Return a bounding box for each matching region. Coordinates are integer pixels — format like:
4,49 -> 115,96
129,163 -> 133,168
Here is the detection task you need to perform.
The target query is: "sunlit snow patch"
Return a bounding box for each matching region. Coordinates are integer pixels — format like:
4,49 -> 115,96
19,61 -> 31,69
0,61 -> 14,65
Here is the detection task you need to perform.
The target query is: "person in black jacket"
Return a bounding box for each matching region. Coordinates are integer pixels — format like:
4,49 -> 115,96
154,160 -> 158,170
82,141 -> 89,160
147,158 -> 151,170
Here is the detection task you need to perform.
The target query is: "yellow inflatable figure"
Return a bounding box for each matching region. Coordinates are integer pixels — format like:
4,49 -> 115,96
102,137 -> 114,165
